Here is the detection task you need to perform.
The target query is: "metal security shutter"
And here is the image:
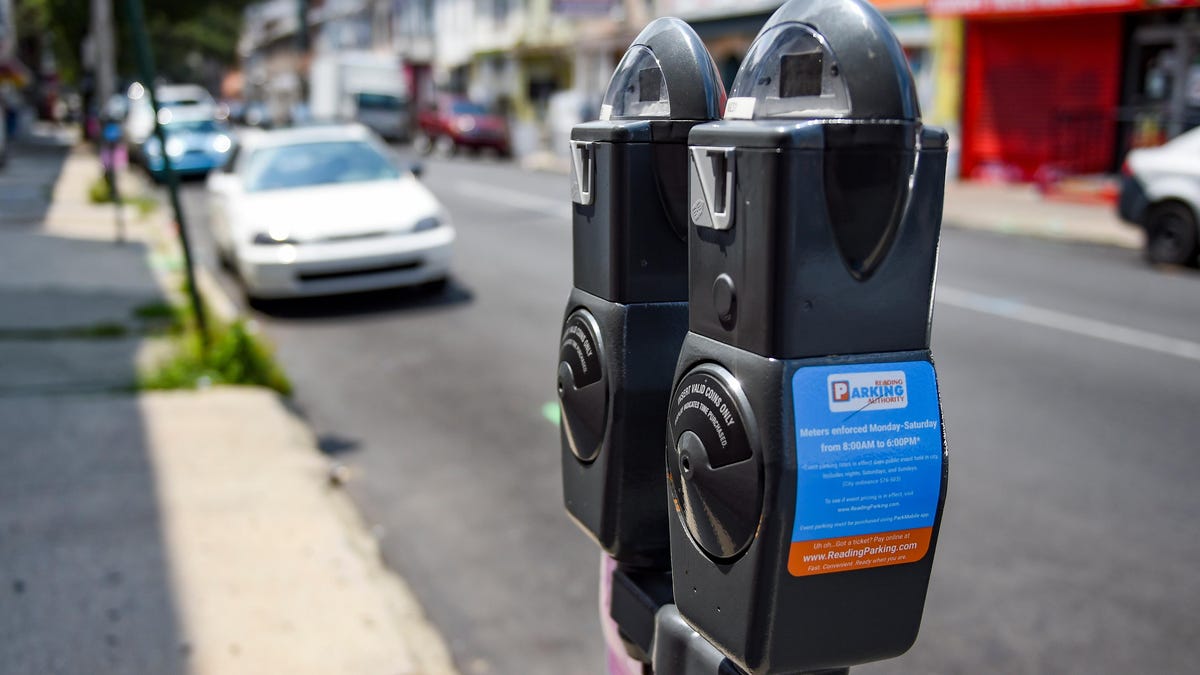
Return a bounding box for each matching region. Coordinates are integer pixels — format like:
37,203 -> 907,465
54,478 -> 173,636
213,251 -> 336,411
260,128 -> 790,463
962,14 -> 1123,180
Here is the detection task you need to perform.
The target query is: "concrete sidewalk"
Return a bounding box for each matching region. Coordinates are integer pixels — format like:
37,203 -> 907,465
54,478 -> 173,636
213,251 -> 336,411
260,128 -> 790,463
0,131 -> 458,674
942,179 -> 1143,250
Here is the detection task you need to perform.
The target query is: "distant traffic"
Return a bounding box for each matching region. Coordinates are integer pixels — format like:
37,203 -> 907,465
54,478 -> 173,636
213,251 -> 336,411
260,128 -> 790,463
95,73 -> 493,300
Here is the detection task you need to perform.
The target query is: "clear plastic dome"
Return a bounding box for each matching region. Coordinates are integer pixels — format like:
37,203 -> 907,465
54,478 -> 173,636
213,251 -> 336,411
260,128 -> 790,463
600,45 -> 671,120
725,23 -> 851,120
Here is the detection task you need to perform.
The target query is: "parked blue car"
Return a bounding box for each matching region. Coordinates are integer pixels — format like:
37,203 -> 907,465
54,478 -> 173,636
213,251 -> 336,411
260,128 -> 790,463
142,117 -> 234,181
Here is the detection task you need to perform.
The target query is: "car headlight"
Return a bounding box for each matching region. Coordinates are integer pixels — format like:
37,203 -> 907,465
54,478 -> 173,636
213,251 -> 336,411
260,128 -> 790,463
165,137 -> 186,157
212,134 -> 232,153
455,116 -> 476,133
253,231 -> 298,245
412,216 -> 441,232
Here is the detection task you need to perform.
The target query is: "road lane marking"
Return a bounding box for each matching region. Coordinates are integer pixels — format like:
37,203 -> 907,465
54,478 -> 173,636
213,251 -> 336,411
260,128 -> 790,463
937,285 -> 1200,363
455,180 -> 569,219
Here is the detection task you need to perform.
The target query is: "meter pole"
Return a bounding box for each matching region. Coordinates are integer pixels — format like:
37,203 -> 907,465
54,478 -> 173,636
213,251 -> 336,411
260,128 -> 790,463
123,0 -> 209,348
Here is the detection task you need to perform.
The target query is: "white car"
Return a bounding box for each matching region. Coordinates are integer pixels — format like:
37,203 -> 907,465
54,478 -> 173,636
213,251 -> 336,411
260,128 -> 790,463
1118,127 -> 1200,266
206,124 -> 454,299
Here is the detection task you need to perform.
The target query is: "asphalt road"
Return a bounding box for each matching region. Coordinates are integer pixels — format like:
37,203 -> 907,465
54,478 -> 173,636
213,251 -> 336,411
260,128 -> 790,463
176,153 -> 1200,675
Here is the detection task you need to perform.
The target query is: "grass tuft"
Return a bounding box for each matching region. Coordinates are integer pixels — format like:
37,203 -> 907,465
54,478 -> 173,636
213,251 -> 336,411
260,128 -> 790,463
139,319 -> 292,396
87,174 -> 159,216
132,301 -> 185,334
88,175 -> 113,204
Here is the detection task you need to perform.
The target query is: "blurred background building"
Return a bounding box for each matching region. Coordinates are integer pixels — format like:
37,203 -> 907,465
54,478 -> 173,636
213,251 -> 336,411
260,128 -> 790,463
4,0 -> 1199,184
225,0 -> 1200,176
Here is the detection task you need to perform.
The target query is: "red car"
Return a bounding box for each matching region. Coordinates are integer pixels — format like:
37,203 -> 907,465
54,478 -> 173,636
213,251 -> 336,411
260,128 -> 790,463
415,96 -> 511,157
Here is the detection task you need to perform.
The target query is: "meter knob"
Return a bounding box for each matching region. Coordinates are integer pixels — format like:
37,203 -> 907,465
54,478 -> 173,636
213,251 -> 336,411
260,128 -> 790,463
667,364 -> 763,561
558,309 -> 609,463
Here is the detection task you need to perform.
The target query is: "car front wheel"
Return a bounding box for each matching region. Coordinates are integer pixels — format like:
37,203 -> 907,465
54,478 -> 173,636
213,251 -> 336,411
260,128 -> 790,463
1144,202 -> 1199,267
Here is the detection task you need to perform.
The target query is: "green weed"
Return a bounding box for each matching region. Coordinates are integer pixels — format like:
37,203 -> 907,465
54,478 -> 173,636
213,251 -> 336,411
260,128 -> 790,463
139,319 -> 292,395
88,175 -> 113,203
87,175 -> 159,217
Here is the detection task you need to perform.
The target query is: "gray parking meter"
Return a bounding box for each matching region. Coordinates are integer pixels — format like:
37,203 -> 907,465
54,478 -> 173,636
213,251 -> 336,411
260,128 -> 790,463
666,0 -> 949,671
558,18 -> 726,571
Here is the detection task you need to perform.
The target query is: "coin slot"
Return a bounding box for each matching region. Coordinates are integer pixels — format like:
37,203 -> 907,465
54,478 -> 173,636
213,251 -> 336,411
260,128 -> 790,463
710,151 -> 727,214
690,146 -> 736,230
570,140 -> 594,206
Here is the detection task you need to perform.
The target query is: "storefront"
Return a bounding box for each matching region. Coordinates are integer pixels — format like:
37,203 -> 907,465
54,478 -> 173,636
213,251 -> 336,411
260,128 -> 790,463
1120,10 -> 1200,150
930,0 -> 1200,180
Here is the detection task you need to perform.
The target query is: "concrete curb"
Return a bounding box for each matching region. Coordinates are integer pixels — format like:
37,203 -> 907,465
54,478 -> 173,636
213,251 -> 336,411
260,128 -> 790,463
941,179 -> 1144,251
193,264 -> 240,324
316,446 -> 462,675
110,164 -> 240,325
942,216 -> 1143,250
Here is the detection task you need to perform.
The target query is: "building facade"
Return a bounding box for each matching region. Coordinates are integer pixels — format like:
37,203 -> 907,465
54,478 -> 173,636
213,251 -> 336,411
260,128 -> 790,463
240,0 -> 436,127
655,1 -> 959,168
431,0 -> 604,155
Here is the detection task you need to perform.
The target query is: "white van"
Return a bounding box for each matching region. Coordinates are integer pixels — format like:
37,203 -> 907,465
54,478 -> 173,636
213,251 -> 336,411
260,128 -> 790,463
309,53 -> 410,141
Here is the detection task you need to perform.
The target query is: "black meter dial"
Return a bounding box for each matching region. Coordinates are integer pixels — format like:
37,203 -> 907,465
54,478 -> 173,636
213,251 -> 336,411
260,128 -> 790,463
667,364 -> 762,561
558,309 -> 608,462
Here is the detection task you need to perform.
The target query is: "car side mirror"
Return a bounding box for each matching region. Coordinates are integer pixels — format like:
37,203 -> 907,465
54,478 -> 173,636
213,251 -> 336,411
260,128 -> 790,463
410,162 -> 424,179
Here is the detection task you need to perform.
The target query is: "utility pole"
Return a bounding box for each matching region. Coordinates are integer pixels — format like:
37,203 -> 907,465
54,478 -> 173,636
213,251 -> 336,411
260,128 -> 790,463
90,0 -> 116,105
296,0 -> 310,108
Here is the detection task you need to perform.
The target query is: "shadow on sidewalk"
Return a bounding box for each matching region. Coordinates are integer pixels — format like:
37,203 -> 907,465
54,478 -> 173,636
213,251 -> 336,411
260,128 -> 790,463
0,234 -> 166,395
0,397 -> 189,674
0,136 -> 189,674
0,141 -> 71,229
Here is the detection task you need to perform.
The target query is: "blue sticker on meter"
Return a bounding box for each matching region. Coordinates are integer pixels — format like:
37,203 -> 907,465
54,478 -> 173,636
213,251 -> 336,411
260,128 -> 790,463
788,360 -> 943,577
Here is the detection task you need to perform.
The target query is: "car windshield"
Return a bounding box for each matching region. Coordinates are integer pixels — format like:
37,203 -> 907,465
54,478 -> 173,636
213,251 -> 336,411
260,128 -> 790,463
243,140 -> 401,192
450,101 -> 488,115
165,120 -> 222,135
357,93 -> 404,111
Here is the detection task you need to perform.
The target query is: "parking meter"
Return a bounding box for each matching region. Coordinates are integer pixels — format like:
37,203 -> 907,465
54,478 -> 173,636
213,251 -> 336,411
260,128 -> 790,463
100,120 -> 126,242
666,0 -> 949,671
558,18 -> 726,570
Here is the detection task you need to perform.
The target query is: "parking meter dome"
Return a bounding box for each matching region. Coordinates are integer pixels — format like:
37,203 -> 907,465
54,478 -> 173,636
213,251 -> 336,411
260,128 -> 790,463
726,0 -> 918,121
601,17 -> 726,122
